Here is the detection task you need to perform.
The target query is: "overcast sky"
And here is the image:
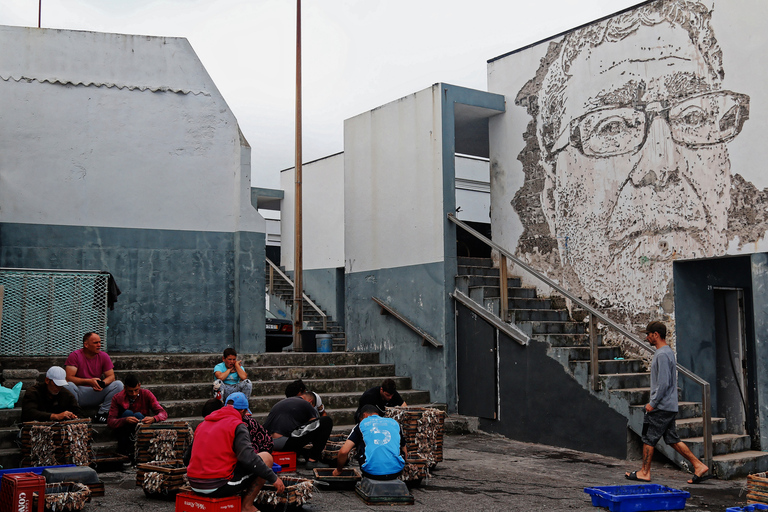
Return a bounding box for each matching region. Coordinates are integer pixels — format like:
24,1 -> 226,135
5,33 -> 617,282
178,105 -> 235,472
2,0 -> 641,189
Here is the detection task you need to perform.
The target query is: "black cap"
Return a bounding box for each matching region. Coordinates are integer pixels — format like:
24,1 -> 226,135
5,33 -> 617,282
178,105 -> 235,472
641,321 -> 666,339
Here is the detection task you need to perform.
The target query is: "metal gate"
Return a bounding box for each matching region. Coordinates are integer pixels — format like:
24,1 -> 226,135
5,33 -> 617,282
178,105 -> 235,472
0,269 -> 109,356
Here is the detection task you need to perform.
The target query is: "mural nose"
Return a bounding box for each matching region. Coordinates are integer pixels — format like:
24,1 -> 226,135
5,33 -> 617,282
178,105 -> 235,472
628,116 -> 677,188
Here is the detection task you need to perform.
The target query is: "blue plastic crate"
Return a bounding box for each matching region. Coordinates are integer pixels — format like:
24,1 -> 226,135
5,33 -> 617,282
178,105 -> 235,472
584,484 -> 690,512
726,505 -> 768,512
0,465 -> 76,493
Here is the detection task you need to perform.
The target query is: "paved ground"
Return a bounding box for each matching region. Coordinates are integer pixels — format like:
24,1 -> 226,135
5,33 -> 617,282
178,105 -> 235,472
90,432 -> 749,511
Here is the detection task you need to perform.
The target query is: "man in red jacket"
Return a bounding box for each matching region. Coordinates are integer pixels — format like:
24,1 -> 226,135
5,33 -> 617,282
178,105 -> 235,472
107,373 -> 168,461
184,392 -> 284,512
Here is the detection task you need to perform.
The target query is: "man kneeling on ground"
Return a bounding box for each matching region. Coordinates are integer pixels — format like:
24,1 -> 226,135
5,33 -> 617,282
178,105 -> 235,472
264,391 -> 333,469
334,404 -> 407,479
184,392 -> 284,512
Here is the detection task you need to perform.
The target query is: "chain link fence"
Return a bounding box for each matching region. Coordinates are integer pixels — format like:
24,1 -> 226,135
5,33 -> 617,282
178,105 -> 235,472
0,269 -> 109,356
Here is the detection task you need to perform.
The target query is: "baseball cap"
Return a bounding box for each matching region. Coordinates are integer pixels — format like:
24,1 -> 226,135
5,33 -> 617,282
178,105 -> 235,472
46,366 -> 68,386
641,321 -> 667,339
225,392 -> 252,414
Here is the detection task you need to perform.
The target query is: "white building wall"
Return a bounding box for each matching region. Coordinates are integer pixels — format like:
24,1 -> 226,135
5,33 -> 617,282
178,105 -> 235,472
344,86 -> 444,273
280,153 -> 345,271
455,155 -> 490,224
0,25 -> 262,235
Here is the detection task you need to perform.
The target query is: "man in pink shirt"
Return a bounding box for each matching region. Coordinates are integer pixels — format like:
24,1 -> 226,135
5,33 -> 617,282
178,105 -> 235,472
107,373 -> 168,461
65,332 -> 123,423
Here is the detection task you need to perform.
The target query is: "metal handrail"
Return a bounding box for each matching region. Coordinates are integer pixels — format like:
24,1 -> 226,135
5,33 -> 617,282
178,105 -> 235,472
266,258 -> 327,331
448,213 -> 713,471
372,296 -> 442,348
450,289 -> 529,346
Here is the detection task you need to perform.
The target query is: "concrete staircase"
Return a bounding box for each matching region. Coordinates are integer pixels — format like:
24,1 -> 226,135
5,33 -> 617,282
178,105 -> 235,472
456,256 -> 768,479
266,266 -> 347,351
0,352 -> 431,469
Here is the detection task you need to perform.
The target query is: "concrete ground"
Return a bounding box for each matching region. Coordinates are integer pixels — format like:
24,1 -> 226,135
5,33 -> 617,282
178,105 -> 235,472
85,432 -> 752,512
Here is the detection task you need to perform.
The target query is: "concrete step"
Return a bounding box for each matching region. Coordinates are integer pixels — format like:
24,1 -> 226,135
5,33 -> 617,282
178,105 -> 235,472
0,352 -> 382,372
631,402 -> 702,420
540,333 -> 604,348
521,321 -> 586,335
126,363 -> 398,385
683,433 -> 753,458
602,372 -> 650,389
457,265 -> 500,277
560,346 -> 619,358
674,416 -> 727,439
457,257 -> 493,268
712,450 -> 768,479
511,309 -> 569,322
573,359 -> 646,375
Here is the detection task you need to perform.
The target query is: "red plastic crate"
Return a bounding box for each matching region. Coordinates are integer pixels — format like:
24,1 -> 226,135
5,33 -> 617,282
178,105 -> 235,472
272,451 -> 296,472
0,473 -> 45,512
175,492 -> 240,512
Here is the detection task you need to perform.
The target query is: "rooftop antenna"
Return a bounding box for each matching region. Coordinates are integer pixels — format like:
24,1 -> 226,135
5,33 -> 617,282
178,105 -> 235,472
38,0 -> 42,28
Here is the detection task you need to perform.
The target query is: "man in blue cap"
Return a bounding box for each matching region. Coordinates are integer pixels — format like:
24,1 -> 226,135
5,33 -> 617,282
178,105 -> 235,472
185,392 -> 284,512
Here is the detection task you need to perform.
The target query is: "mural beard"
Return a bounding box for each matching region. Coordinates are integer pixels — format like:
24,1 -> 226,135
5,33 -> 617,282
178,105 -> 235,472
546,144 -> 732,316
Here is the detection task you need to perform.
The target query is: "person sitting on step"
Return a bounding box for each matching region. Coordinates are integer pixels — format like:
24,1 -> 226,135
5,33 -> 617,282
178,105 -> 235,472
213,348 -> 252,402
334,404 -> 407,480
21,366 -> 86,422
107,373 -> 168,461
64,332 -> 123,423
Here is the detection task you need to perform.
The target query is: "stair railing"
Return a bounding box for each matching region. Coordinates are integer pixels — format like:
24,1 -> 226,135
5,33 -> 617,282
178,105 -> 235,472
266,258 -> 327,331
372,296 -> 442,348
448,213 -> 713,471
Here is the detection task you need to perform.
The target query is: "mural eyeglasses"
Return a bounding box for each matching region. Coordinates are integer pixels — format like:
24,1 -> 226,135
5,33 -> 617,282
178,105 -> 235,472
552,91 -> 749,158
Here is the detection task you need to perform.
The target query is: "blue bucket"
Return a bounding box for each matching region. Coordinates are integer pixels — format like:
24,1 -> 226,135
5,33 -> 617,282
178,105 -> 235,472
317,334 -> 333,353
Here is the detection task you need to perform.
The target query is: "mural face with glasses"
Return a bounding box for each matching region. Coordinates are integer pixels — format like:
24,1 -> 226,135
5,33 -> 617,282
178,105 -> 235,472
511,0 -> 758,320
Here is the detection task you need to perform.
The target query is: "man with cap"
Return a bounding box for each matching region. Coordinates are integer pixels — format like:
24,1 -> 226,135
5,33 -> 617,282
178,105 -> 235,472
184,392 -> 284,512
21,366 -> 85,422
625,321 -> 712,484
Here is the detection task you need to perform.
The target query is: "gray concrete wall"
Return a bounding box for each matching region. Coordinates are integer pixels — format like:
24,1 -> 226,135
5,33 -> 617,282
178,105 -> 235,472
345,262 -> 448,404
751,253 -> 768,449
480,334 -> 629,459
0,223 -> 265,354
303,267 -> 345,326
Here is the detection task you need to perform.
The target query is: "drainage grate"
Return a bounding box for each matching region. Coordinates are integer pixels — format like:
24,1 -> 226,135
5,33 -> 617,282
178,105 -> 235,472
0,269 -> 108,356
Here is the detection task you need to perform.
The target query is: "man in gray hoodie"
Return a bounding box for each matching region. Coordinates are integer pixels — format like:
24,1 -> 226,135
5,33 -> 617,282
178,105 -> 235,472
625,322 -> 711,484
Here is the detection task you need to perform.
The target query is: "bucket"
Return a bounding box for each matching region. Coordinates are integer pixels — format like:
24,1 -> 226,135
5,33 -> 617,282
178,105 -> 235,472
317,334 -> 333,353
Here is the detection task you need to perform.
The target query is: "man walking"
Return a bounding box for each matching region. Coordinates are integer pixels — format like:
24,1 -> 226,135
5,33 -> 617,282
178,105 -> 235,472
65,332 -> 123,423
625,322 -> 712,484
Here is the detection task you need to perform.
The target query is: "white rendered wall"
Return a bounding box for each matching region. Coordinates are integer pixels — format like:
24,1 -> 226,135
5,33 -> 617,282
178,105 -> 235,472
344,86 -> 444,274
0,25 -> 263,235
281,153 -> 345,271
455,155 -> 490,224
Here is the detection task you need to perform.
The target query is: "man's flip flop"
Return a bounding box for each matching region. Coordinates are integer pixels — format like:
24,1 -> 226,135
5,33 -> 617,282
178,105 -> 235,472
625,471 -> 651,482
689,473 -> 715,484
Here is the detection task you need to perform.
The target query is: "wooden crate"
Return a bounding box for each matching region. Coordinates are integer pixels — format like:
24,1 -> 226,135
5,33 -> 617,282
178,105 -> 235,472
20,419 -> 94,467
134,421 -> 193,463
35,482 -> 91,512
386,406 -> 445,467
135,459 -> 187,498
748,472 -> 768,505
256,476 -> 313,507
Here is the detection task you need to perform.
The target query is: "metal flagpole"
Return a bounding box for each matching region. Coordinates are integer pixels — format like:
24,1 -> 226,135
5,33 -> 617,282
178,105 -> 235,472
292,0 -> 304,350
